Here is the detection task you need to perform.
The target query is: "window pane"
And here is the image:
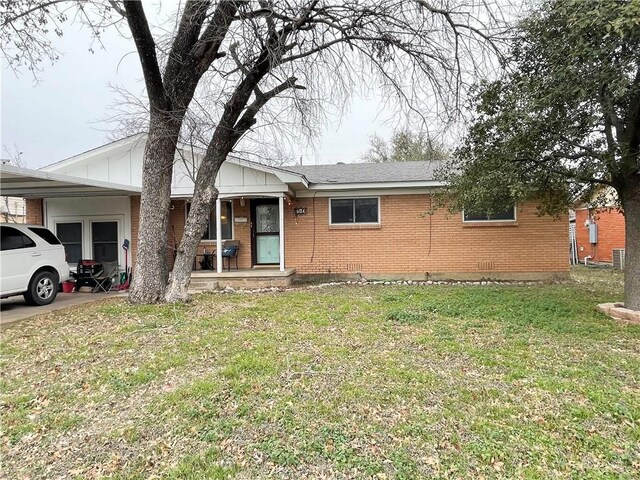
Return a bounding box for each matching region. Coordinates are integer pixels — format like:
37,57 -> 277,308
354,198 -> 378,223
221,201 -> 233,239
464,205 -> 515,221
92,222 -> 117,242
65,244 -> 83,264
92,222 -> 118,262
57,223 -> 83,264
207,201 -> 233,239
331,199 -> 354,223
1,226 -> 35,251
57,223 -> 82,243
94,243 -> 118,262
489,206 -> 515,221
29,227 -> 61,245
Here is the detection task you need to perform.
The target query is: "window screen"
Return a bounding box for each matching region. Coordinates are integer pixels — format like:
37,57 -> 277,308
463,205 -> 516,222
57,223 -> 83,264
92,221 -> 118,262
330,198 -> 379,224
187,201 -> 233,240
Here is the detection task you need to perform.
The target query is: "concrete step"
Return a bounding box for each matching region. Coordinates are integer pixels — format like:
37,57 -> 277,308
189,280 -> 219,291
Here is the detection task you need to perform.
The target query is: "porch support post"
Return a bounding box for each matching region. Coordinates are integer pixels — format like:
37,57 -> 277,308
216,197 -> 223,273
279,196 -> 285,272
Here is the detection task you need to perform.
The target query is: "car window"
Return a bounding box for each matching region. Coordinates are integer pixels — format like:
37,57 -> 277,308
1,226 -> 36,251
28,227 -> 62,245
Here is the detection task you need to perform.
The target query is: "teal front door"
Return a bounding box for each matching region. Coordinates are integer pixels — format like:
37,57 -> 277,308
251,199 -> 280,265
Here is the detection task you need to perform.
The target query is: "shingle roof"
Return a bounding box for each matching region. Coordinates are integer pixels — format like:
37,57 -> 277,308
284,161 -> 444,184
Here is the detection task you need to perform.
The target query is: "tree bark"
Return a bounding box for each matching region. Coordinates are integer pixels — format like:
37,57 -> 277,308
622,178 -> 640,310
128,117 -> 180,304
164,147 -> 226,302
164,184 -> 217,303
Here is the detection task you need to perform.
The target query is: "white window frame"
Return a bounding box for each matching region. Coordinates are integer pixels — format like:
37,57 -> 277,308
329,196 -> 381,225
462,205 -> 517,223
185,200 -> 234,242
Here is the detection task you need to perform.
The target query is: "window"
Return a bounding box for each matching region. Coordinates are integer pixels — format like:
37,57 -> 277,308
92,221 -> 118,262
330,197 -> 379,224
56,223 -> 83,264
463,205 -> 516,222
1,226 -> 36,251
187,201 -> 233,240
28,227 -> 61,245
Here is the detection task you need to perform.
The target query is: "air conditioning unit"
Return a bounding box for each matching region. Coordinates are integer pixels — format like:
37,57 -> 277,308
612,248 -> 625,271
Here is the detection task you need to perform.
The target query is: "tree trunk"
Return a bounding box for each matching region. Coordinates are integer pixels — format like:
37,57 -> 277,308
164,185 -> 217,303
164,151 -> 225,302
128,119 -> 180,304
622,179 -> 640,310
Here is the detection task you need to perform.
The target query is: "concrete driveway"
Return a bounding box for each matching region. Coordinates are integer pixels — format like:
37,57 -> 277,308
0,292 -> 124,328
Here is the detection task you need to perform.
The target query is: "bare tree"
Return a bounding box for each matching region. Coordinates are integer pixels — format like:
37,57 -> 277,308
363,129 -> 450,163
2,0 -> 510,303
1,146 -> 27,223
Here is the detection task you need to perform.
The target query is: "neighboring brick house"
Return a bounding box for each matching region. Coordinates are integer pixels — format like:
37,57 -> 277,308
574,207 -> 626,264
2,135 -> 569,284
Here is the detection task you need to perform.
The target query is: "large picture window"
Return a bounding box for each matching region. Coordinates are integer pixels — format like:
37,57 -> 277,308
330,197 -> 379,224
187,201 -> 233,240
56,222 -> 83,264
463,205 -> 516,222
92,221 -> 118,262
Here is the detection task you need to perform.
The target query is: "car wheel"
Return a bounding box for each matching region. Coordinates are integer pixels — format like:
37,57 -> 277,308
24,271 -> 59,306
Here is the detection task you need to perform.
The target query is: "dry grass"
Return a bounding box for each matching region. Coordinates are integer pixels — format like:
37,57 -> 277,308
1,266 -> 638,479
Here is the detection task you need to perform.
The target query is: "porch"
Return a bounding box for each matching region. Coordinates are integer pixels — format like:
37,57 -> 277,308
189,267 -> 296,291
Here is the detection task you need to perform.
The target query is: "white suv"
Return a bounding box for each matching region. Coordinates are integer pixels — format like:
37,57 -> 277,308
1,224 -> 70,306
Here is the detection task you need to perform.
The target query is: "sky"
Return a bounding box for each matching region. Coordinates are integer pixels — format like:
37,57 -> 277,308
1,19 -> 397,170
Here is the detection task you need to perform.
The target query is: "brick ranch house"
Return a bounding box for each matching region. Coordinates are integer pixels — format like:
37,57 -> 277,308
1,135 -> 569,287
574,207 -> 626,264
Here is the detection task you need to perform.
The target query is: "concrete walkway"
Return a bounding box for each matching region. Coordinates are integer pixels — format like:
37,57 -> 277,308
0,292 -> 124,329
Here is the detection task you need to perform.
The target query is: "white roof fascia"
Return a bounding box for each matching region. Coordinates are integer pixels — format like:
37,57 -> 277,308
0,164 -> 142,197
304,180 -> 445,191
226,157 -> 308,187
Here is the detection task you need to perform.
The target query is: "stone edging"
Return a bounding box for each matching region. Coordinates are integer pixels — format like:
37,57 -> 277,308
210,279 -> 545,295
597,303 -> 640,324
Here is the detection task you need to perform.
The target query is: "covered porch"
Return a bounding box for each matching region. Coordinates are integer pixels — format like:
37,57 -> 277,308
172,194 -> 291,276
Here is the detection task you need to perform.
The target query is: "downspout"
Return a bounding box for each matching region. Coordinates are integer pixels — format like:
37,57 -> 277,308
584,255 -> 592,266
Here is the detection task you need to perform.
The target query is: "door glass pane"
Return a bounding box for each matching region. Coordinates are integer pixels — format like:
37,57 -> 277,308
56,223 -> 83,264
256,204 -> 279,233
354,198 -> 378,223
330,199 -> 353,223
92,222 -> 118,262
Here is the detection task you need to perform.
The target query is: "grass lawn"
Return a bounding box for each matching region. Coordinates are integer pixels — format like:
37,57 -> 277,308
1,266 -> 638,479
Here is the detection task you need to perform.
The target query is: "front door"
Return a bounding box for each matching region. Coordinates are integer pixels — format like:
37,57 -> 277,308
251,199 -> 280,265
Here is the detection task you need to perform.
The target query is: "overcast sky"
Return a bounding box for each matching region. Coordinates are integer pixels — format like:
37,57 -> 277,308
1,18 -> 399,170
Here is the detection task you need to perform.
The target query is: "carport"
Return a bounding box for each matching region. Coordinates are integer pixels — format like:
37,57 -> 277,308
0,164 -> 141,197
1,164 -> 140,269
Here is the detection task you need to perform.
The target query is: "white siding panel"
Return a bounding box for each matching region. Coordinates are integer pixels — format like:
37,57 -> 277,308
44,196 -> 131,267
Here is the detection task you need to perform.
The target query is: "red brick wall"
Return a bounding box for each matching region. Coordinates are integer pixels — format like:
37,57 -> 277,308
284,195 -> 568,279
575,207 -> 625,263
130,194 -> 569,279
25,198 -> 43,225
